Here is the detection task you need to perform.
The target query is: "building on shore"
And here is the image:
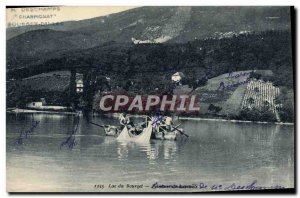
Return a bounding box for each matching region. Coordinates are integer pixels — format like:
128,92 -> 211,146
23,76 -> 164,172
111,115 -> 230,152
26,98 -> 68,111
171,72 -> 185,86
76,76 -> 84,93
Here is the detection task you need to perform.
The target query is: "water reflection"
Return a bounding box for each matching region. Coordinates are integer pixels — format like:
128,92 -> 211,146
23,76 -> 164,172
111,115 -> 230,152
6,113 -> 294,191
60,114 -> 80,149
138,143 -> 158,162
251,124 -> 281,146
115,139 -> 180,164
163,141 -> 177,160
116,141 -> 131,161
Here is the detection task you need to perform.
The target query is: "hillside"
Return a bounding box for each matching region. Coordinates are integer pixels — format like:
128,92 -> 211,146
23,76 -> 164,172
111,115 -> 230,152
7,7 -> 292,40
6,30 -> 294,122
173,69 -> 289,122
20,71 -> 71,92
7,31 -> 293,93
7,67 -> 294,122
7,29 -> 96,67
194,70 -> 252,115
192,70 -> 272,115
7,6 -> 292,71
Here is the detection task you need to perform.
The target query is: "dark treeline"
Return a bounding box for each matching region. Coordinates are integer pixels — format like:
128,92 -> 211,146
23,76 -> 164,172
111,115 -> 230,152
124,30 -> 293,91
7,30 -> 293,93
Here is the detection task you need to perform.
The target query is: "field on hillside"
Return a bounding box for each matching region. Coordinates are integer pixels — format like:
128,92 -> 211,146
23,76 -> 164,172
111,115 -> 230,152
194,70 -> 274,115
242,80 -> 280,113
20,71 -> 71,92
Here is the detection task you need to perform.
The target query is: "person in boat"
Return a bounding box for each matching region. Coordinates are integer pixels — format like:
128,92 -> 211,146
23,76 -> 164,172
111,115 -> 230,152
119,113 -> 134,129
163,116 -> 173,132
119,113 -> 126,125
128,126 -> 143,136
151,112 -> 163,133
105,125 -> 119,135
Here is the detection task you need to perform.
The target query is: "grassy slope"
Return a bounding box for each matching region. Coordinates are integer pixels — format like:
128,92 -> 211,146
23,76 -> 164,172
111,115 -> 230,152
194,70 -> 274,115
20,71 -> 71,92
15,69 -> 277,116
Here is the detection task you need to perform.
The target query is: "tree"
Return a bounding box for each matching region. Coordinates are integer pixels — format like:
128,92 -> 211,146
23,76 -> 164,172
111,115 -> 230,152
239,107 -> 276,122
249,71 -> 262,80
208,104 -> 222,113
262,100 -> 270,111
247,97 -> 255,108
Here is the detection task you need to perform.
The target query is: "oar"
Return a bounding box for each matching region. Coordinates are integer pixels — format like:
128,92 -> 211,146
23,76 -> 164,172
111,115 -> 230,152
89,122 -> 107,128
171,124 -> 189,138
171,123 -> 181,130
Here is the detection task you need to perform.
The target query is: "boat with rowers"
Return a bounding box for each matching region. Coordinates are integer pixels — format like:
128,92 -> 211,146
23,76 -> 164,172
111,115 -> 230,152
117,121 -> 153,143
89,113 -> 188,142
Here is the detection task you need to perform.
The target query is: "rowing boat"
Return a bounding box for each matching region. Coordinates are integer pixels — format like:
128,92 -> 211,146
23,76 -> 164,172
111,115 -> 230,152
153,125 -> 183,140
117,121 -> 153,143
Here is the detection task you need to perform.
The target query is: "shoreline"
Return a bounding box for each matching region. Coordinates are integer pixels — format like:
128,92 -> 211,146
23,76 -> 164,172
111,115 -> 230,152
101,112 -> 294,125
177,117 -> 294,125
6,108 -> 78,115
6,108 -> 294,125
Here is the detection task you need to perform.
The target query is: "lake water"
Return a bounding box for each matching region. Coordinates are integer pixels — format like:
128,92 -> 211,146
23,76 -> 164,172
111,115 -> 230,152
6,113 -> 294,192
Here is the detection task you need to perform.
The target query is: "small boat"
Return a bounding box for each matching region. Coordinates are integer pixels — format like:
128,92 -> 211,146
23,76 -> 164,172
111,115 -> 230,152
90,119 -> 188,141
153,124 -> 184,140
154,129 -> 178,140
90,122 -> 120,136
117,122 -> 153,143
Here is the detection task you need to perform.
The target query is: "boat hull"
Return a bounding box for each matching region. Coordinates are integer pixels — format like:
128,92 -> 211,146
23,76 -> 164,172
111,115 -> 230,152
117,122 -> 153,143
163,132 -> 177,140
154,132 -> 164,140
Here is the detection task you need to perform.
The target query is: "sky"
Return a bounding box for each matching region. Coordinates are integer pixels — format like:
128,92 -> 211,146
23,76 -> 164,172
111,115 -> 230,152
6,6 -> 138,27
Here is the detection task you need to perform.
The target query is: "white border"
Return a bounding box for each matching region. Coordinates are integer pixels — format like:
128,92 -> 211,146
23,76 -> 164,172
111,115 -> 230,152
1,0 -> 299,6
1,0 -> 298,197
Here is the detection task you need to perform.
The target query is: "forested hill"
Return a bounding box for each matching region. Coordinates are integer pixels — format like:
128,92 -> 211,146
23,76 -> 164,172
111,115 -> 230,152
124,30 -> 293,89
7,6 -> 291,69
8,30 -> 293,90
7,6 -> 291,41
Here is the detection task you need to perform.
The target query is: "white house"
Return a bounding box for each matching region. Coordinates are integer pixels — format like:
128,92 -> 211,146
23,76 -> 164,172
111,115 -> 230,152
26,98 -> 46,108
26,101 -> 43,108
26,98 -> 68,111
171,72 -> 185,83
76,79 -> 83,93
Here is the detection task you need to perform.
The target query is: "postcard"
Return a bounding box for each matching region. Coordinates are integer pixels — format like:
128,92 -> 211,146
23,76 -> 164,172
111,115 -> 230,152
6,6 -> 295,193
